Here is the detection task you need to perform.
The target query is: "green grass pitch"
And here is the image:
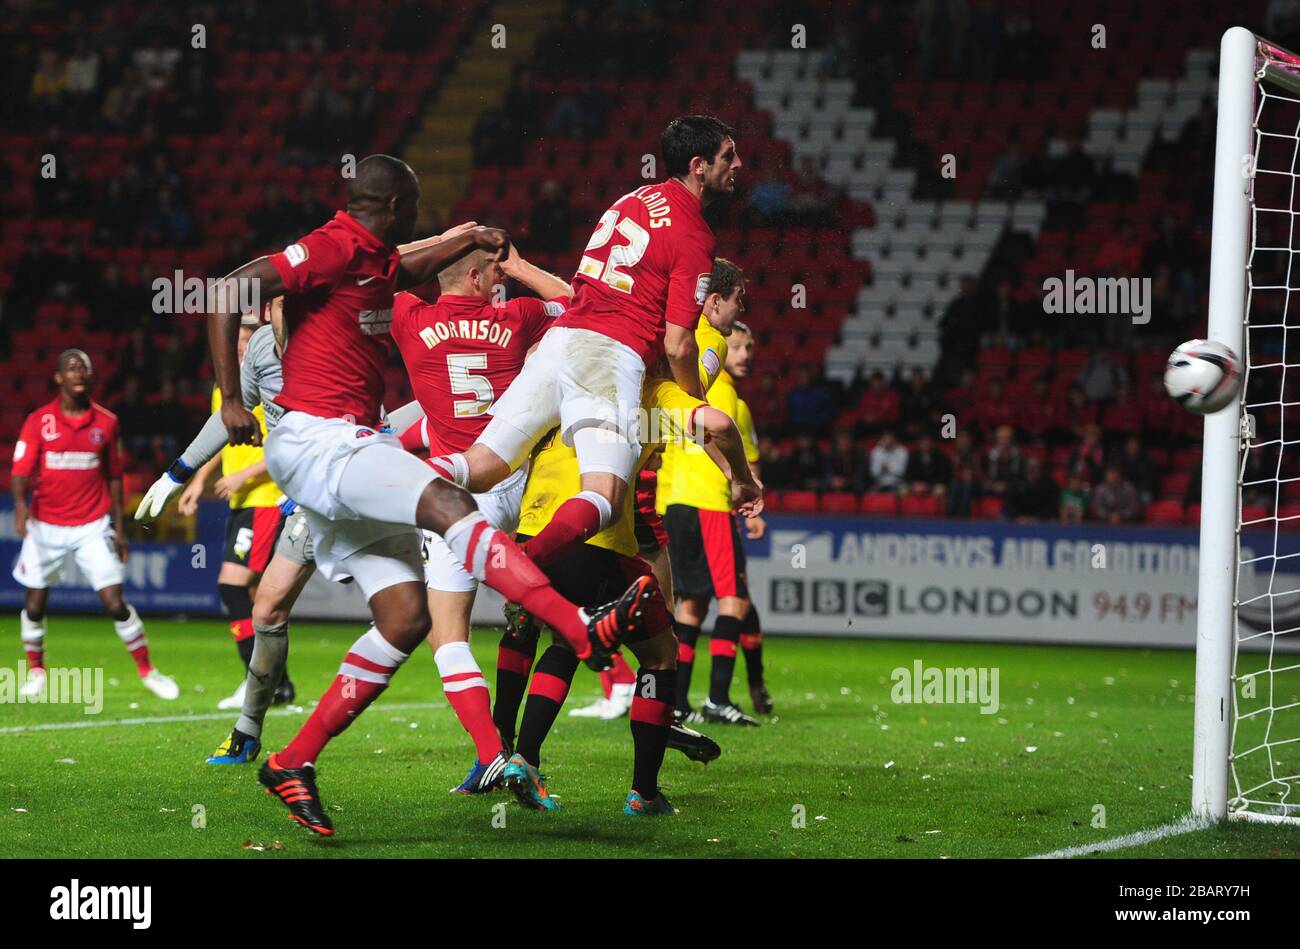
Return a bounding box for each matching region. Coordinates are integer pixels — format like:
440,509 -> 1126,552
3,615 -> 1300,859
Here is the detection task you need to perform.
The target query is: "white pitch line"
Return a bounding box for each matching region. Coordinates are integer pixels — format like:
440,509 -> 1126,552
0,701 -> 446,735
1026,815 -> 1212,859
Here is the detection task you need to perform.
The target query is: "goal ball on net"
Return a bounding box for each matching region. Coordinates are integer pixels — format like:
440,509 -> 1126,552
1163,339 -> 1240,415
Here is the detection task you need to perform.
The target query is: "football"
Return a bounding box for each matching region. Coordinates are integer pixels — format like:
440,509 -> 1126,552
1164,339 -> 1241,414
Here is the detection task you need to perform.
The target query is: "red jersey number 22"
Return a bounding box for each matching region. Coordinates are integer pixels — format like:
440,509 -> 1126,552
578,210 -> 649,294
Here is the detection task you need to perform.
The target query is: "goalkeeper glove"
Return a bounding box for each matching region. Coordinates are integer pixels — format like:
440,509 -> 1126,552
134,459 -> 194,522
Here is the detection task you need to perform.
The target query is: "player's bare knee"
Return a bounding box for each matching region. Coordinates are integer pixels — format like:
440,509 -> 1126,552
630,630 -> 677,668
252,597 -> 289,628
416,477 -> 476,534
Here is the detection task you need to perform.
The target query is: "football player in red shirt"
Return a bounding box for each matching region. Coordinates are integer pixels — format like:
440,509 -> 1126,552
10,350 -> 179,702
388,241 -> 570,793
433,116 -> 757,570
207,155 -> 650,835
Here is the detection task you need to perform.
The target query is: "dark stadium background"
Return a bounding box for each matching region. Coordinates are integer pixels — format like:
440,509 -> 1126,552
0,0 -> 1281,533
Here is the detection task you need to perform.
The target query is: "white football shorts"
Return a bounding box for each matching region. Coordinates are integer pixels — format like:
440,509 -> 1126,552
12,514 -> 124,591
422,464 -> 528,593
477,326 -> 643,482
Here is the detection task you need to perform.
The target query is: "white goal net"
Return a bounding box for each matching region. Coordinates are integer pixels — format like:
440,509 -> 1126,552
1225,35 -> 1300,822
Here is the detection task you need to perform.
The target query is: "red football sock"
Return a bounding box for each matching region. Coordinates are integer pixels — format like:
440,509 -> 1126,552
522,494 -> 608,567
113,606 -> 153,676
434,642 -> 503,763
443,512 -> 590,656
279,628 -> 407,768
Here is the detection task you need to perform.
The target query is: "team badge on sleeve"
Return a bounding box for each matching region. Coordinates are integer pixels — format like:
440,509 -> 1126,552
702,348 -> 721,379
694,273 -> 711,305
283,243 -> 309,267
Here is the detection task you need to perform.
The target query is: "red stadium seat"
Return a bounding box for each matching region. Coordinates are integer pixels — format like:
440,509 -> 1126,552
781,491 -> 819,514
900,493 -> 942,517
1145,500 -> 1185,525
976,496 -> 1005,518
821,491 -> 860,514
860,493 -> 899,516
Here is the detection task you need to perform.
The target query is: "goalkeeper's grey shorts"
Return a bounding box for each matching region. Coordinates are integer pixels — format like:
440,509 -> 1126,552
274,508 -> 315,566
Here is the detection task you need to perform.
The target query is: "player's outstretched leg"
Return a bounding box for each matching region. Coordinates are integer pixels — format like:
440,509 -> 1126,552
260,573 -> 429,836
492,604 -> 540,748
339,449 -> 650,668
740,603 -> 772,714
503,644 -> 578,811
98,586 -> 177,700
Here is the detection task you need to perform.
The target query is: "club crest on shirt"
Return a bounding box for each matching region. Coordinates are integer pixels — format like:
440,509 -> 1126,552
355,428 -> 376,439
89,428 -> 105,445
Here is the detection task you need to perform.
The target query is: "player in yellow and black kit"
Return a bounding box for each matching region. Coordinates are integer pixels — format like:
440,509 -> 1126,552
178,316 -> 292,709
725,320 -> 772,713
491,368 -> 759,815
656,259 -> 762,726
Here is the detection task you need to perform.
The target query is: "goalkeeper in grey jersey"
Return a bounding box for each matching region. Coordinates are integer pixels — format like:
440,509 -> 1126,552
133,305 -> 423,764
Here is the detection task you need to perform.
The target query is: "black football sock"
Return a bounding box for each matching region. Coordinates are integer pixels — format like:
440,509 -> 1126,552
630,667 -> 676,798
674,621 -> 701,712
708,614 -> 744,705
740,604 -> 765,687
218,583 -> 255,668
493,623 -> 539,746
515,644 -> 578,767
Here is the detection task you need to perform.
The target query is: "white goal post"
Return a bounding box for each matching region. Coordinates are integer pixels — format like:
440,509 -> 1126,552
1195,27 -> 1300,823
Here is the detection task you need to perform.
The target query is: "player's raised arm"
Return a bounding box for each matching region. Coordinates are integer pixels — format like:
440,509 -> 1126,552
396,226 -> 510,290
499,243 -> 573,300
207,257 -> 284,446
665,322 -> 703,400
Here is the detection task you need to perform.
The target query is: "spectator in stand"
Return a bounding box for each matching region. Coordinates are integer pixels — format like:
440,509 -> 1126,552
787,157 -> 835,226
988,142 -> 1027,200
1140,374 -> 1183,445
758,435 -> 793,489
1143,212 -> 1197,294
528,180 -> 574,253
249,182 -> 297,248
163,61 -> 222,134
898,367 -> 938,440
904,433 -> 953,498
1021,376 -> 1059,440
869,430 -> 909,492
856,370 -> 899,434
1114,434 -> 1156,506
100,63 -> 147,131
1067,423 -> 1107,486
788,432 -> 825,491
981,280 -> 1031,349
947,461 -> 981,517
974,377 -> 1016,434
113,375 -> 153,457
140,186 -> 194,246
1059,381 -> 1099,442
1078,350 -> 1128,403
937,277 -> 986,380
29,49 -> 67,118
968,0 -> 1004,80
38,164 -> 91,218
1090,465 -> 1141,524
64,36 -> 100,116
547,80 -> 606,138
93,178 -> 138,245
746,369 -> 787,437
1100,381 -> 1142,436
984,424 -> 1024,497
824,429 -> 867,493
748,167 -> 791,226
788,365 -> 836,435
1060,473 -> 1088,523
294,184 -> 327,237
1094,220 -> 1143,276
1005,456 -> 1060,521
